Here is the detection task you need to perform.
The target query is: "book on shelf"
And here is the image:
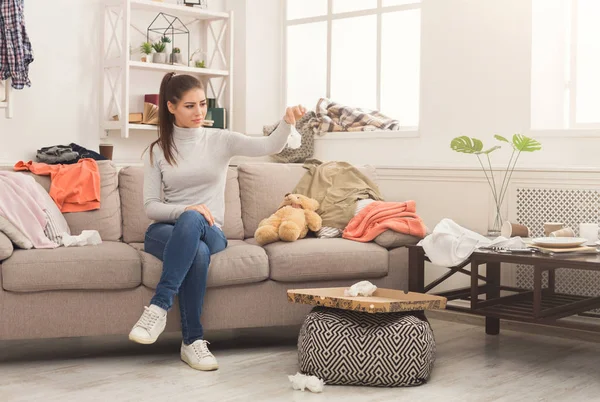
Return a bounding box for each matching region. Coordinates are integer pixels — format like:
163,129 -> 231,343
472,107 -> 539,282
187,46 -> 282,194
112,102 -> 158,124
208,107 -> 227,129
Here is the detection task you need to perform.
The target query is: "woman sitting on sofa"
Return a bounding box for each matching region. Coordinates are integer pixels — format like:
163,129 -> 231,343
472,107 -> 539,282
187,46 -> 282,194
128,72 -> 306,371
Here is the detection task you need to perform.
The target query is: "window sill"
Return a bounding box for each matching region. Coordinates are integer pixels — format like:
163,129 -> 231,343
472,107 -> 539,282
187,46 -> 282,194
527,129 -> 600,138
313,129 -> 419,140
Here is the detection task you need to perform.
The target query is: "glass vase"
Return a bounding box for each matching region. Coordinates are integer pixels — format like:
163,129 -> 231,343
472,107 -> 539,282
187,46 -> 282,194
488,204 -> 503,237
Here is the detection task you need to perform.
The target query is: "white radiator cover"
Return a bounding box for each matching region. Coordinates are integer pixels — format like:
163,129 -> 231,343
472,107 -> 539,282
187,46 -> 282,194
515,188 -> 600,300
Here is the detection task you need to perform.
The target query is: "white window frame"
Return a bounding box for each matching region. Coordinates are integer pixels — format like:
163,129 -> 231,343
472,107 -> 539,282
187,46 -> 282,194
564,0 -> 600,130
282,0 -> 422,132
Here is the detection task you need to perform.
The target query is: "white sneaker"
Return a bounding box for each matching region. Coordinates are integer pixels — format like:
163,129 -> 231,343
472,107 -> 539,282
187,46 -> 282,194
180,340 -> 219,371
128,305 -> 167,344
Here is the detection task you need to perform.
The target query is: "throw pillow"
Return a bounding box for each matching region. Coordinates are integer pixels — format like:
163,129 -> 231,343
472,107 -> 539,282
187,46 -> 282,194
0,215 -> 33,249
373,230 -> 420,249
0,231 -> 13,260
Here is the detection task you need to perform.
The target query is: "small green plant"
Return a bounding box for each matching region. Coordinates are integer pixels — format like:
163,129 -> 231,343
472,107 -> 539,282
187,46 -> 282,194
172,47 -> 181,54
195,60 -> 206,68
161,36 -> 171,44
152,41 -> 166,53
450,133 -> 542,234
140,42 -> 153,55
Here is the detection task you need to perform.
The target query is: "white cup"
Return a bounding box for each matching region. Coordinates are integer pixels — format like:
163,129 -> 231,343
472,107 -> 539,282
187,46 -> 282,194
579,223 -> 599,245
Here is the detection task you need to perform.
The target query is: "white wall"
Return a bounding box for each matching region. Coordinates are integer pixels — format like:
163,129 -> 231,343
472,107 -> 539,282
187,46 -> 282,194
2,0 -> 600,168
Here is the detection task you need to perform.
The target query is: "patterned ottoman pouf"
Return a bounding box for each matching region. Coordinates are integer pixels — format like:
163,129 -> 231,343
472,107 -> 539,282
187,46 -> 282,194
298,306 -> 436,387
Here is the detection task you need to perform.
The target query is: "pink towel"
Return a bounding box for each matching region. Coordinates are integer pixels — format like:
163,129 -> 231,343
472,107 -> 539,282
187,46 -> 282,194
342,200 -> 427,242
0,172 -> 58,248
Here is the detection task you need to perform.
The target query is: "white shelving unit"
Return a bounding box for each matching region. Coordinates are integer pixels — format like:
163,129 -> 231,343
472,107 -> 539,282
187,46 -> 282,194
0,79 -> 13,118
101,0 -> 233,138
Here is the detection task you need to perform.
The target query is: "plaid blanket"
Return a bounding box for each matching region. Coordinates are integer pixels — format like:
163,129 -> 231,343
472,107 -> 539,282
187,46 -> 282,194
0,0 -> 34,89
309,98 -> 400,134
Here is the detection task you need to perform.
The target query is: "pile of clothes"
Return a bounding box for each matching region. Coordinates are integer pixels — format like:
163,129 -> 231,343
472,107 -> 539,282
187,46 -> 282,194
0,143 -> 106,250
293,159 -> 427,247
36,143 -> 107,165
263,98 -> 401,163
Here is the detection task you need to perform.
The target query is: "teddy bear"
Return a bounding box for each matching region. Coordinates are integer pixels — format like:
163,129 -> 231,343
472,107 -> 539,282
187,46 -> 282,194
254,193 -> 323,246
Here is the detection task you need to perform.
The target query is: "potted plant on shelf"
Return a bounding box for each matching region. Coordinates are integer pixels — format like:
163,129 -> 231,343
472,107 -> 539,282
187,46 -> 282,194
140,42 -> 153,63
152,40 -> 167,63
190,48 -> 206,68
450,133 -> 542,236
171,47 -> 183,65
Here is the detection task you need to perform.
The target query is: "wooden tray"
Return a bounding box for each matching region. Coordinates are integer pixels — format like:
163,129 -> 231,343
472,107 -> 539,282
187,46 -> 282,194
287,287 -> 447,314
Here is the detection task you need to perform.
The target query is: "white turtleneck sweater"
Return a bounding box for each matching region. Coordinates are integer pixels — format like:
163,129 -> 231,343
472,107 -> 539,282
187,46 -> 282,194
143,122 -> 292,227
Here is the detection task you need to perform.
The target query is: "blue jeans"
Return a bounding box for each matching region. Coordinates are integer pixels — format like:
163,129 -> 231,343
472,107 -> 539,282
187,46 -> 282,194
144,210 -> 228,345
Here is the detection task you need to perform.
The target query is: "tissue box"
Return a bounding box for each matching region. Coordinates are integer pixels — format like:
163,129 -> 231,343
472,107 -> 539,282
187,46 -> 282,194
287,287 -> 446,313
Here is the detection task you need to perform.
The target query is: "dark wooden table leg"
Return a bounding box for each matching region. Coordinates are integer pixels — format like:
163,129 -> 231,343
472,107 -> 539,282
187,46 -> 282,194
533,265 -> 543,319
548,267 -> 556,294
485,262 -> 501,335
471,259 -> 479,310
408,246 -> 425,293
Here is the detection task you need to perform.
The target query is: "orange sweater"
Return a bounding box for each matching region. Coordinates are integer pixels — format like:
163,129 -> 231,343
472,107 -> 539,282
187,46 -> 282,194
14,158 -> 101,213
342,200 -> 427,242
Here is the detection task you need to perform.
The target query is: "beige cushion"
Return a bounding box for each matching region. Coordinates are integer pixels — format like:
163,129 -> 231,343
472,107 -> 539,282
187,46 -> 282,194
130,240 -> 268,289
374,231 -> 420,249
119,167 -> 244,242
119,167 -> 152,244
63,161 -> 122,241
237,163 -> 378,239
1,242 -> 141,292
246,237 -> 388,282
0,231 -> 13,261
0,215 -> 33,249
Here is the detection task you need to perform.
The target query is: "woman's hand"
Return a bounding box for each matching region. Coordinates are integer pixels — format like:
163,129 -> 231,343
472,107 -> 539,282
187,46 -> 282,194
185,204 -> 215,226
284,105 -> 307,125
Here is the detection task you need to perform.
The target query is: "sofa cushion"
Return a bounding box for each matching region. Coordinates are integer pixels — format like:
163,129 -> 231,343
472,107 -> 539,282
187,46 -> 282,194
130,239 -> 268,289
237,163 -> 378,239
119,167 -> 244,243
1,242 -> 141,292
0,231 -> 13,261
245,237 -> 388,282
63,161 -> 122,241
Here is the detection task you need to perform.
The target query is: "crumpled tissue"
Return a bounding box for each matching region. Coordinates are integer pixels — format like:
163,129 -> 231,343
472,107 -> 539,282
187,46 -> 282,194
286,125 -> 302,149
288,372 -> 324,393
344,280 -> 377,297
61,230 -> 102,247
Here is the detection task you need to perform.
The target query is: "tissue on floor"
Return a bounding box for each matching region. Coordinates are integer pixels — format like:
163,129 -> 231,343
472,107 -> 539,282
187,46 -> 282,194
344,280 -> 377,297
288,372 -> 324,393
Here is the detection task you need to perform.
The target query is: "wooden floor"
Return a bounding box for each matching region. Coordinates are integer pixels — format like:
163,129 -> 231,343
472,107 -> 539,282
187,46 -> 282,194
1,316 -> 600,402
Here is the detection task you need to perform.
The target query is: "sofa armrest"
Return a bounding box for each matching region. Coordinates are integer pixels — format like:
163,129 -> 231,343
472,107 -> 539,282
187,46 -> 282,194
0,231 -> 14,261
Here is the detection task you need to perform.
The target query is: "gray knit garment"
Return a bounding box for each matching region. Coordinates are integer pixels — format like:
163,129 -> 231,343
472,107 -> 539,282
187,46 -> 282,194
144,122 -> 291,227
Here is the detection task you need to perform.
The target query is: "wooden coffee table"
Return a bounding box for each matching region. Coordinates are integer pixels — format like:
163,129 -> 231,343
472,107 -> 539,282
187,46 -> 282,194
407,245 -> 600,334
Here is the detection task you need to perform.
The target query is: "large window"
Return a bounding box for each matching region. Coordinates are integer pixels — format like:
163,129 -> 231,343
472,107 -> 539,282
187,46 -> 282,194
531,0 -> 600,129
285,0 -> 421,128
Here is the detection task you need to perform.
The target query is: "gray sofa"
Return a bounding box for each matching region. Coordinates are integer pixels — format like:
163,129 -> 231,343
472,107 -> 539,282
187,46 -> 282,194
0,161 -> 411,341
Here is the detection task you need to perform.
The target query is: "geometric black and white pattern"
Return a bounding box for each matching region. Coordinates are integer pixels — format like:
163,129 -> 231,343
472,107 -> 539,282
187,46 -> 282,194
515,188 -> 600,308
298,307 -> 436,387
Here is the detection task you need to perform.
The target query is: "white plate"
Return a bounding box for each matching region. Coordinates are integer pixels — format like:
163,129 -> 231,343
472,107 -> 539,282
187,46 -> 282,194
531,237 -> 588,248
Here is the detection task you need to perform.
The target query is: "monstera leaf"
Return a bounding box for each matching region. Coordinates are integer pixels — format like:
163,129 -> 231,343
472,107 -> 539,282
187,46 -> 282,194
512,134 -> 542,152
450,136 -> 483,154
451,136 -> 499,154
494,134 -> 509,143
